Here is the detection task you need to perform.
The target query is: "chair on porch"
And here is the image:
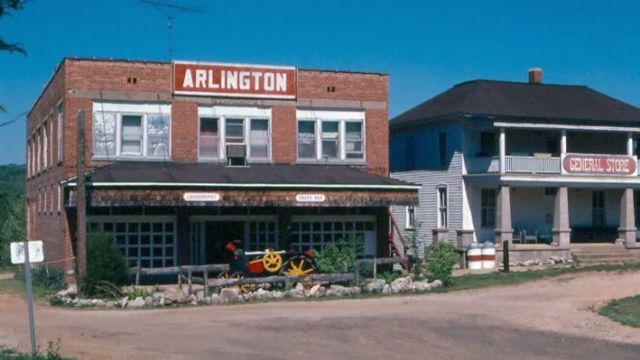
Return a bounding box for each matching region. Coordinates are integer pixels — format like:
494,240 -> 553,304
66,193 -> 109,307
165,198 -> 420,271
521,230 -> 538,244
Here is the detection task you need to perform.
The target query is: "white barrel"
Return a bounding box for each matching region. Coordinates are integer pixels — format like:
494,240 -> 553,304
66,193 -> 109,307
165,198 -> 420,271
481,242 -> 496,269
467,242 -> 482,270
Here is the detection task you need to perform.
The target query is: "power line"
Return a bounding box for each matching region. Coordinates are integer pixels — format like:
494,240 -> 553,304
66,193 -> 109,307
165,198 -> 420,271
0,111 -> 27,128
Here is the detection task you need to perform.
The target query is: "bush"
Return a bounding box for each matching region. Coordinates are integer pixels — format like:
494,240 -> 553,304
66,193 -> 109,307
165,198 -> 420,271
81,233 -> 129,297
313,238 -> 362,273
425,241 -> 458,285
14,266 -> 66,292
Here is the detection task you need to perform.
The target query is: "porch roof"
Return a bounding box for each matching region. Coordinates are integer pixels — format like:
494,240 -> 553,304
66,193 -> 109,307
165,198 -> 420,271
391,80 -> 640,128
68,162 -> 420,191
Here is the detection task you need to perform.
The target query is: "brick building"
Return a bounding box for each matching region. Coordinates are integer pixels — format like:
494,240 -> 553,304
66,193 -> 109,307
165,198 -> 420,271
26,58 -> 417,277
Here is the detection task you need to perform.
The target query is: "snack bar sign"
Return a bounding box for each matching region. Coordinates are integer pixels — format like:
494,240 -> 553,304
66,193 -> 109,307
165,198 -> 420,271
173,61 -> 297,99
563,154 -> 637,176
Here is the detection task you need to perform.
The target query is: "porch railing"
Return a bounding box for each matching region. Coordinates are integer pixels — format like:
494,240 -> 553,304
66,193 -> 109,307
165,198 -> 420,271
504,156 -> 561,174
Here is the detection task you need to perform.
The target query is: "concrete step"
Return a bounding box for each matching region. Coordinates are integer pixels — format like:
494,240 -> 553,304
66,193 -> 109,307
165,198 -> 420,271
576,258 -> 639,265
573,253 -> 636,259
571,246 -> 640,265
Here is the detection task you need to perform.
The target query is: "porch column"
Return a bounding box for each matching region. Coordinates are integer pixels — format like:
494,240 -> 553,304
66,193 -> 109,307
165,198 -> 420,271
619,188 -> 637,248
495,185 -> 513,245
552,187 -> 571,249
499,128 -> 506,174
560,130 -> 567,155
627,133 -> 634,156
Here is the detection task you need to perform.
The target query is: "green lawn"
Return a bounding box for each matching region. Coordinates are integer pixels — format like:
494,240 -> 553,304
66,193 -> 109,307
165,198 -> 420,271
599,295 -> 640,328
444,262 -> 640,292
0,278 -> 59,301
0,344 -> 71,360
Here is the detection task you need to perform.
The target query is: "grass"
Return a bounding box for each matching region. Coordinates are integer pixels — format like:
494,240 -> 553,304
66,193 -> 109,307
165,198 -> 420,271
0,341 -> 71,360
0,278 -> 59,301
599,295 -> 640,328
444,262 -> 640,293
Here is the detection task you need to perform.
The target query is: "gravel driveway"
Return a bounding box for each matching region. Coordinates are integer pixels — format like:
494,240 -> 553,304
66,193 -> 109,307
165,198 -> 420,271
1,271 -> 640,360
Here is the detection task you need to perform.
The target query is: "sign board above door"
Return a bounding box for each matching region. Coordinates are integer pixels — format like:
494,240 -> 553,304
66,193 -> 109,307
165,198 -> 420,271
173,61 -> 297,99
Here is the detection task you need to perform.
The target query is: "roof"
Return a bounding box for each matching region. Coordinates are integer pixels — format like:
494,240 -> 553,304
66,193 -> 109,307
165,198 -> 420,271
74,162 -> 419,190
391,80 -> 640,128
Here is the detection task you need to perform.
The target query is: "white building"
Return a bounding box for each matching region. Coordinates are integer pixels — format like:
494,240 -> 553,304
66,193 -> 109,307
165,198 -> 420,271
390,69 -> 640,261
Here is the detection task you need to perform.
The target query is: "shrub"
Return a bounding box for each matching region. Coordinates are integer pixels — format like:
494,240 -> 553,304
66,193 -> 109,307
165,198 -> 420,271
81,232 -> 129,297
425,241 -> 459,285
313,237 -> 363,273
14,266 -> 66,292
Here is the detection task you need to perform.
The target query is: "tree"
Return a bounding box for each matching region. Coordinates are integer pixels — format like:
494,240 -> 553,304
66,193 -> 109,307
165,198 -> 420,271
0,0 -> 27,113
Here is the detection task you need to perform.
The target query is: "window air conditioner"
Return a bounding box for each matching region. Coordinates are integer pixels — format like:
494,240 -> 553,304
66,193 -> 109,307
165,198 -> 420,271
226,143 -> 247,166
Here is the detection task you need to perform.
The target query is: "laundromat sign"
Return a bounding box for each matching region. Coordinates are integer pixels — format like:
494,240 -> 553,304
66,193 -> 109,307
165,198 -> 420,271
173,61 -> 297,99
563,154 -> 637,175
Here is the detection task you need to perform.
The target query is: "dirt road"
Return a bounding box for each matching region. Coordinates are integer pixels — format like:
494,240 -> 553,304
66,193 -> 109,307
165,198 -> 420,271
1,271 -> 640,360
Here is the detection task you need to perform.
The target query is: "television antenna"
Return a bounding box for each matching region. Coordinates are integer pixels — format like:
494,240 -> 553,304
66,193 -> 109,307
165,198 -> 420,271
140,0 -> 203,60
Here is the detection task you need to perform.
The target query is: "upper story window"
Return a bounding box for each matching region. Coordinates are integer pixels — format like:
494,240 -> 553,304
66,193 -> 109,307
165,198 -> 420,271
479,132 -> 496,157
42,123 -> 48,169
438,132 -> 447,168
198,106 -> 271,162
92,102 -> 171,160
296,109 -> 365,163
437,186 -> 448,228
57,103 -> 64,163
405,206 -> 416,230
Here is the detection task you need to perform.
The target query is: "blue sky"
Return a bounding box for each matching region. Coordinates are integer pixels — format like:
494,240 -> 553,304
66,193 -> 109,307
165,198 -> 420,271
1,0 -> 640,165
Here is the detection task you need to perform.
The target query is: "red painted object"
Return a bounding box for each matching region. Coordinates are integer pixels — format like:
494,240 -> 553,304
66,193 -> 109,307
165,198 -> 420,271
247,260 -> 264,274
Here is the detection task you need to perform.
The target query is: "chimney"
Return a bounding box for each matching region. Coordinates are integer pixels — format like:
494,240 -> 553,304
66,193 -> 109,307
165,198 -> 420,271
528,68 -> 543,84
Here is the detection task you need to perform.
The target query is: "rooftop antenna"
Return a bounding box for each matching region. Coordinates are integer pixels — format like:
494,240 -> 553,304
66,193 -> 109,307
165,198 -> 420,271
140,0 -> 203,60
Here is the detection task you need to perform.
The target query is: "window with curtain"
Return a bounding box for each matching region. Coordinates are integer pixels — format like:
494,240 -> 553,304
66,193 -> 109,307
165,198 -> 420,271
249,119 -> 269,159
93,112 -> 117,158
199,117 -> 219,159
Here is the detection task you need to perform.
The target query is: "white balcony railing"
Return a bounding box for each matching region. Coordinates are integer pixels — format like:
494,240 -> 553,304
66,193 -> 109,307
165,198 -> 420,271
504,155 -> 561,174
467,155 -> 561,174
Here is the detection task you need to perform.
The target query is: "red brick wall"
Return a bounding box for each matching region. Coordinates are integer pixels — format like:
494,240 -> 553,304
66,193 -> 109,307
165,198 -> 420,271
26,58 -> 391,276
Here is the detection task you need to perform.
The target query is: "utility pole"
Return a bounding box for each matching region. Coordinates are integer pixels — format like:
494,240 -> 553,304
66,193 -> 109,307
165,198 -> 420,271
76,109 -> 87,283
139,0 -> 203,60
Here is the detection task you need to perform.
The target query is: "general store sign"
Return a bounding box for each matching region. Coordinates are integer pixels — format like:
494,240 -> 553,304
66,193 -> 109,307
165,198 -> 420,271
183,192 -> 221,202
563,154 -> 637,175
295,193 -> 326,203
173,61 -> 297,99
10,241 -> 44,264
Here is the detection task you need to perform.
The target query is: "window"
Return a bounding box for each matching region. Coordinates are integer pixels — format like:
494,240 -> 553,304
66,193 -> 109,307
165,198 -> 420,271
296,110 -> 365,162
439,132 -> 447,167
121,115 -> 143,155
406,135 -> 415,170
321,121 -> 340,159
289,217 -> 375,253
437,187 -> 448,228
405,206 -> 416,229
197,106 -> 271,161
49,120 -> 54,167
592,191 -> 605,227
88,217 -> 176,268
481,189 -> 496,228
199,117 -> 219,159
42,125 -> 48,169
249,119 -> 269,159
225,118 -> 245,144
36,131 -> 41,172
92,102 -> 171,160
93,112 -> 117,158
345,122 -> 364,159
57,103 -> 64,163
479,132 -> 496,156
297,121 -> 316,159
246,221 -> 278,252
147,114 -> 170,158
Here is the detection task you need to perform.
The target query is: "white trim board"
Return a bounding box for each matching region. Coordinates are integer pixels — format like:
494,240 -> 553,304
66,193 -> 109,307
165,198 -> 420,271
198,105 -> 272,118
297,109 -> 365,121
494,121 -> 640,133
92,101 -> 171,114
